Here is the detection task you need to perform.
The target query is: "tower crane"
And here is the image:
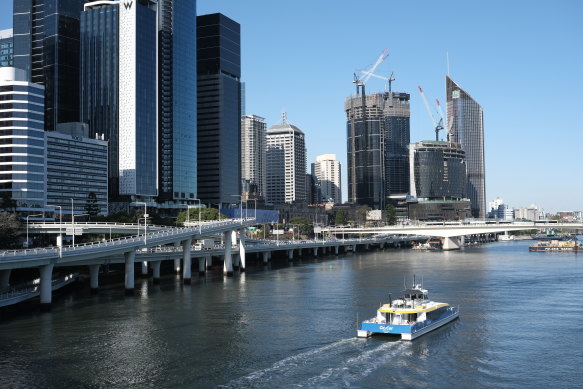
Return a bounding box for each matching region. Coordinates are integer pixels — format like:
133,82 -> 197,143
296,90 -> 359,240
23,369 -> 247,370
358,70 -> 396,92
418,85 -> 444,141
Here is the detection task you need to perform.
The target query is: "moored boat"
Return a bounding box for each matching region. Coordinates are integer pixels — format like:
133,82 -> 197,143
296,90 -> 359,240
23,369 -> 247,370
529,234 -> 583,252
357,279 -> 459,340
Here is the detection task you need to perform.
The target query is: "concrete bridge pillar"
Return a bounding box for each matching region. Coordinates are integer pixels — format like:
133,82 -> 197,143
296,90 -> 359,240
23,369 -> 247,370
353,245 -> 357,252
223,231 -> 234,276
125,250 -> 135,292
206,256 -> 212,269
174,240 -> 182,273
365,244 -> 369,250
0,269 -> 12,289
233,254 -> 240,268
182,238 -> 192,284
231,229 -> 238,246
40,263 -> 54,305
443,237 -> 462,251
239,228 -> 246,272
198,257 -> 206,275
380,243 -> 385,249
313,247 -> 318,257
141,261 -> 149,277
287,249 -> 294,261
262,251 -> 270,264
89,264 -> 100,291
334,246 -> 339,255
152,261 -> 161,284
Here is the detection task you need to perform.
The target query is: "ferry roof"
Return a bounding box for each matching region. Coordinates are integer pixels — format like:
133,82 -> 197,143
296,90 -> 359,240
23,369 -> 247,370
379,302 -> 448,314
400,289 -> 425,295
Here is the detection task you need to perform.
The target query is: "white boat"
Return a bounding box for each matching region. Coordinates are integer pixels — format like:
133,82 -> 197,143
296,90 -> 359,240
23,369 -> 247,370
357,278 -> 459,340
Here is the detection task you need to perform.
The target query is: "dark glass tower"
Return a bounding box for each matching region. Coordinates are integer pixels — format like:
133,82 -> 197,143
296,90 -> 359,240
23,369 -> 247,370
12,0 -> 86,131
446,76 -> 486,218
158,0 -> 197,202
196,13 -> 241,205
345,91 -> 410,209
80,3 -> 119,199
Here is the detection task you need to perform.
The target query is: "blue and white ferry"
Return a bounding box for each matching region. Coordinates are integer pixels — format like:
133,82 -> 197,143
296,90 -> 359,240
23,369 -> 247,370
357,280 -> 459,340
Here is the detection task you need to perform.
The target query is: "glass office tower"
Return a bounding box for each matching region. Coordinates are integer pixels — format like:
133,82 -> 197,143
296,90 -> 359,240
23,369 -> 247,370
81,0 -> 158,200
80,3 -> 119,199
446,76 -> 486,218
12,0 -> 86,130
345,91 -> 410,209
197,13 -> 241,206
0,67 -> 46,208
158,0 -> 197,202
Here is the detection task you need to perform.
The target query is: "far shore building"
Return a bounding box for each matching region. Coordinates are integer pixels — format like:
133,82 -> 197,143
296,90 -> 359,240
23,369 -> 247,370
311,154 -> 341,204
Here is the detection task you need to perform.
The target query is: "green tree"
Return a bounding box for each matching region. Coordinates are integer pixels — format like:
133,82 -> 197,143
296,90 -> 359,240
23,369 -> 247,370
289,216 -> 313,237
356,205 -> 371,226
385,204 -> 396,225
84,192 -> 100,220
0,192 -> 17,212
335,209 -> 347,225
176,207 -> 225,226
0,212 -> 21,249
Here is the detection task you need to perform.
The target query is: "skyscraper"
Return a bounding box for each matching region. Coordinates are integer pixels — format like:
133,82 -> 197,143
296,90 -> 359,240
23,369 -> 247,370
158,0 -> 197,203
197,13 -> 241,205
241,115 -> 266,199
0,29 -> 13,67
0,67 -> 46,208
13,0 -> 86,130
266,113 -> 306,204
345,91 -> 410,209
446,76 -> 486,218
81,0 -> 158,200
312,154 -> 341,204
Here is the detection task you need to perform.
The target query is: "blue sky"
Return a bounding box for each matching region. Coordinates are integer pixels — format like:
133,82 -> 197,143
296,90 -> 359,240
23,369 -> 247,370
2,1 -> 582,212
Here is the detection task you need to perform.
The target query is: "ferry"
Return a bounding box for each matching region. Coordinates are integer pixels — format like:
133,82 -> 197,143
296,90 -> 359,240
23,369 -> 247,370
529,235 -> 583,252
357,279 -> 459,340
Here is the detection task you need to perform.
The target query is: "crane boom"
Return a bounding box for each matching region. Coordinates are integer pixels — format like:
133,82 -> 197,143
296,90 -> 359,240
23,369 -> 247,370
360,48 -> 389,85
418,86 -> 444,141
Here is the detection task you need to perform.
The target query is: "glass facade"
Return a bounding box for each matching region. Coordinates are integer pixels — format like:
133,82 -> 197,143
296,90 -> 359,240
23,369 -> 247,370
158,0 -> 197,202
345,91 -> 410,209
46,129 -> 108,215
197,13 -> 241,205
241,115 -> 266,198
80,4 -> 119,199
410,141 -> 466,200
13,0 -> 86,131
446,76 -> 486,218
0,30 -> 13,67
0,67 -> 46,208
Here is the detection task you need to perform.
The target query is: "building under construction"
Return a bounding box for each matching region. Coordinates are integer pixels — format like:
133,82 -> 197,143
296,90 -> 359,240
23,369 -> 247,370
345,91 -> 410,210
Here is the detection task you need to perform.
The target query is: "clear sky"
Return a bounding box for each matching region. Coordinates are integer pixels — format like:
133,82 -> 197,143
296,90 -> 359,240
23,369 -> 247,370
2,1 -> 582,213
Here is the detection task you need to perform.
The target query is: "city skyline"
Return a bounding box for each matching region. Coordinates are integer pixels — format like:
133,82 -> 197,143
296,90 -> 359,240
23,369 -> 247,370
1,1 -> 581,212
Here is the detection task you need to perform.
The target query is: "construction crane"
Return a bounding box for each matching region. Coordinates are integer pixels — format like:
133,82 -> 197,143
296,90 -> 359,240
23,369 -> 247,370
353,48 -> 390,95
358,70 -> 396,92
418,85 -> 444,141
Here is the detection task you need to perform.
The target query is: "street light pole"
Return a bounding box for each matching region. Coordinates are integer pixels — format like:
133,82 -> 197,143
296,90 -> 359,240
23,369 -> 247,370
71,198 -> 74,247
25,213 -> 43,249
135,202 -> 147,245
232,195 -> 243,225
49,205 -> 62,257
194,199 -> 201,234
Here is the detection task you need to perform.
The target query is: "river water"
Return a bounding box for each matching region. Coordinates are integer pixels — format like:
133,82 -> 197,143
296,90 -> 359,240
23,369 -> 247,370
1,240 -> 582,388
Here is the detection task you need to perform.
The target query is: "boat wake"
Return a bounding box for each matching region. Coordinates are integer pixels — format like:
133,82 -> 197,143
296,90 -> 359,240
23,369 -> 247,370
220,338 -> 407,388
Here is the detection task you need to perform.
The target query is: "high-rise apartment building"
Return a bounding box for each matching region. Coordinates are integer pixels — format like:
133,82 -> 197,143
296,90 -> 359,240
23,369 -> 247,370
345,91 -> 410,209
197,13 -> 241,205
266,113 -> 306,204
0,29 -> 13,67
312,154 -> 341,204
81,0 -> 158,200
241,115 -> 266,199
446,75 -> 486,218
158,0 -> 197,203
13,0 -> 86,130
0,67 -> 46,209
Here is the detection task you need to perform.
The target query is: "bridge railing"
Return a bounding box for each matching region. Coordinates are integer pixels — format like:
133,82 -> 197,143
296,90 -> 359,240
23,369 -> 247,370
1,219 -> 256,260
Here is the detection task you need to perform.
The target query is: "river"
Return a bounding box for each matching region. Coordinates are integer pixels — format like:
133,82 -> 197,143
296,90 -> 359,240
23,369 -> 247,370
1,240 -> 582,388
